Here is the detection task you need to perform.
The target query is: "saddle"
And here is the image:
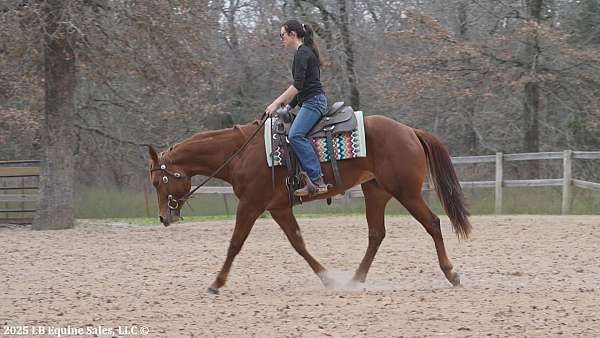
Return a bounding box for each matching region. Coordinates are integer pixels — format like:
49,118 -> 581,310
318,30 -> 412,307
271,101 -> 357,206
276,102 -> 357,137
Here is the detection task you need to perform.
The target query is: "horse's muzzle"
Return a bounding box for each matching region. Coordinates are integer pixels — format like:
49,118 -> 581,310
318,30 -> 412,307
160,214 -> 181,227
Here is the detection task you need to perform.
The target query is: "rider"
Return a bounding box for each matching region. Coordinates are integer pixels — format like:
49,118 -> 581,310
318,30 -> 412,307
266,19 -> 328,196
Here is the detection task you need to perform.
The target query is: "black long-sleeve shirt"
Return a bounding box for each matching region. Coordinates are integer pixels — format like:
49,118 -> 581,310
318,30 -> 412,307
289,44 -> 324,108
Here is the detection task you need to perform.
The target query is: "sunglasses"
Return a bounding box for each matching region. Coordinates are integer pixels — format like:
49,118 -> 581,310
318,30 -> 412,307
279,32 -> 287,40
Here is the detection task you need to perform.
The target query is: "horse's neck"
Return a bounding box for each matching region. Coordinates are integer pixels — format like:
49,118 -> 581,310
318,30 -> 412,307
169,124 -> 252,182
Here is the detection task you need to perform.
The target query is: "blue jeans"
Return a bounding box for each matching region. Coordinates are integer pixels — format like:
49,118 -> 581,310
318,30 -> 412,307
289,94 -> 327,183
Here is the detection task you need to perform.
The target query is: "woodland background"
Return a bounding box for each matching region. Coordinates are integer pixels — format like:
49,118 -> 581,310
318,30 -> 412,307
1,0 -> 599,219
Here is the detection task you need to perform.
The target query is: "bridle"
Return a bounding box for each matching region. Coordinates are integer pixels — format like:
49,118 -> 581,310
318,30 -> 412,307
150,113 -> 268,213
150,155 -> 187,212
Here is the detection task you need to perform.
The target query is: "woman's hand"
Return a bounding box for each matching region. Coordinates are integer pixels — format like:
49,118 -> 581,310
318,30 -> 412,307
265,101 -> 281,116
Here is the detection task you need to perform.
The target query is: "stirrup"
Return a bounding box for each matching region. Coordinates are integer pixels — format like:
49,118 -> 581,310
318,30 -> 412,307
314,183 -> 328,194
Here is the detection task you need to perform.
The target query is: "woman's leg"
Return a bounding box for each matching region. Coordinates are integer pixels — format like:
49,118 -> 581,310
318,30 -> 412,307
289,102 -> 323,183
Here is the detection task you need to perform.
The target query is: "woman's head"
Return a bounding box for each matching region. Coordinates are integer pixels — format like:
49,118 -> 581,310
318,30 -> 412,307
281,19 -> 323,67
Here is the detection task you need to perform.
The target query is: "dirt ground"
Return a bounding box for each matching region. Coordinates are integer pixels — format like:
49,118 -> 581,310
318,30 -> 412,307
1,215 -> 599,338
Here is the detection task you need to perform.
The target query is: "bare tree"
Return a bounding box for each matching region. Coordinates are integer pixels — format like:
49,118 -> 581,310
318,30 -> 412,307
337,0 -> 360,108
33,0 -> 77,230
2,0 -> 599,206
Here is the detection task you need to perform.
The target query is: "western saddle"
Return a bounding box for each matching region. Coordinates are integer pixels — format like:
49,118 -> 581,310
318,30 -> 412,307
271,101 -> 357,206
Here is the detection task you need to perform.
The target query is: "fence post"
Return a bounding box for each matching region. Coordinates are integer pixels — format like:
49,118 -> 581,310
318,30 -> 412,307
562,150 -> 572,215
143,183 -> 150,218
222,193 -> 230,216
2,178 -> 7,220
495,152 -> 503,214
21,177 -> 25,219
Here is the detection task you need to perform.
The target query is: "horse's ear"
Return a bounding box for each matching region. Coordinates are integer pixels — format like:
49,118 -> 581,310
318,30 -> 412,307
148,145 -> 159,165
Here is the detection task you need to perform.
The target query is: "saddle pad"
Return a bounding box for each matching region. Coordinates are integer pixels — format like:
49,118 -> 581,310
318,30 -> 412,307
264,111 -> 366,168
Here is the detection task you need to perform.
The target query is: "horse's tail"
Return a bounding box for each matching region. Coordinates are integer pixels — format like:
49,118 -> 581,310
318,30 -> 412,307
414,129 -> 472,239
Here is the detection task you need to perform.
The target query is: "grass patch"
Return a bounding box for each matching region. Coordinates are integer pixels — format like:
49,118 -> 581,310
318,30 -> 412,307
74,185 -> 600,220
95,213 -> 414,226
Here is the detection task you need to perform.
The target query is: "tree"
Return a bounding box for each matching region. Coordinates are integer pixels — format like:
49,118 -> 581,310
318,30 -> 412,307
33,0 -> 77,230
2,0 -> 599,203
295,0 -> 361,108
337,0 -> 360,109
573,0 -> 600,45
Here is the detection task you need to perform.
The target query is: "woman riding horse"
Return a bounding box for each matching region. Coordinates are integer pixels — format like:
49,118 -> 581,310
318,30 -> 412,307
265,19 -> 328,197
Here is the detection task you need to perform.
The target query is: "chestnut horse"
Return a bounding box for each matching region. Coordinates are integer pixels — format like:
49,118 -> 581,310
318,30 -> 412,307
148,115 -> 471,294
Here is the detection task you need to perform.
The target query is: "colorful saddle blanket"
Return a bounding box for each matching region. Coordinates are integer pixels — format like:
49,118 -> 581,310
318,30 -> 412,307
264,111 -> 367,168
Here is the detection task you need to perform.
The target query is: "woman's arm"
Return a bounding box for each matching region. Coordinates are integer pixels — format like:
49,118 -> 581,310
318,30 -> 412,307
266,85 -> 299,116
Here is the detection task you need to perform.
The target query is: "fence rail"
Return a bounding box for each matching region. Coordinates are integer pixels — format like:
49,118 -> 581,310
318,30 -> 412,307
192,150 -> 600,215
573,179 -> 600,191
2,151 -> 598,222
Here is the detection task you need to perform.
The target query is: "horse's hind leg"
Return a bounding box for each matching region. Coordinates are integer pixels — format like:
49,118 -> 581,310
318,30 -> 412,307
395,191 -> 461,286
351,180 -> 391,284
269,208 -> 333,288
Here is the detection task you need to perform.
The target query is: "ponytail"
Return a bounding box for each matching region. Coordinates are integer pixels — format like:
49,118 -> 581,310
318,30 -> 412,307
283,19 -> 324,68
302,24 -> 323,68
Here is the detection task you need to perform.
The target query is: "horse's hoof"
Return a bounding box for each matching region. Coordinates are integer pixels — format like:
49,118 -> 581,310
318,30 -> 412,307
318,271 -> 336,289
345,279 -> 364,290
450,271 -> 462,287
207,287 -> 219,294
323,279 -> 336,289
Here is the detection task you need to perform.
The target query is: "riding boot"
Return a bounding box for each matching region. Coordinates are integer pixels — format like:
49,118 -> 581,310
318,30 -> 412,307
294,177 -> 329,196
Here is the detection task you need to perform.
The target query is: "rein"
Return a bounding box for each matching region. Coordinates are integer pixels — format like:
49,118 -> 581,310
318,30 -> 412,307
177,113 -> 268,204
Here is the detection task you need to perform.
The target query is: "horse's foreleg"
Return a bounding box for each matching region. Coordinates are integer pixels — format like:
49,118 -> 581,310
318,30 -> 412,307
208,201 -> 264,294
351,180 -> 391,284
269,208 -> 332,288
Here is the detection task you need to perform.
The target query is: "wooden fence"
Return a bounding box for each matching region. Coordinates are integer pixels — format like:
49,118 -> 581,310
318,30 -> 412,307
192,150 -> 600,215
0,160 -> 40,224
2,151 -> 598,221
446,150 -> 600,214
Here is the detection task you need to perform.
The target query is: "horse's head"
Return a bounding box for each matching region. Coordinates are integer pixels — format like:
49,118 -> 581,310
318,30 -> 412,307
148,145 -> 192,226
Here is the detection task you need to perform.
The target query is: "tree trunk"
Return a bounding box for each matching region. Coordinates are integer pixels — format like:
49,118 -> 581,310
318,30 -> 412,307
522,0 -> 543,177
223,0 -> 252,99
523,81 -> 540,153
338,0 -> 360,109
32,0 -> 77,230
457,1 -> 478,155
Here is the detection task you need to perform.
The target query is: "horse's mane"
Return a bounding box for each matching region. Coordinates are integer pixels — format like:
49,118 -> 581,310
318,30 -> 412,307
161,120 -> 261,162
188,120 -> 260,140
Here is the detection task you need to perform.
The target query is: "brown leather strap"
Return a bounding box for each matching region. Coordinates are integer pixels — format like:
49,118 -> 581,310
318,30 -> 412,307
326,129 -> 344,194
270,120 -> 275,194
282,135 -> 299,206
